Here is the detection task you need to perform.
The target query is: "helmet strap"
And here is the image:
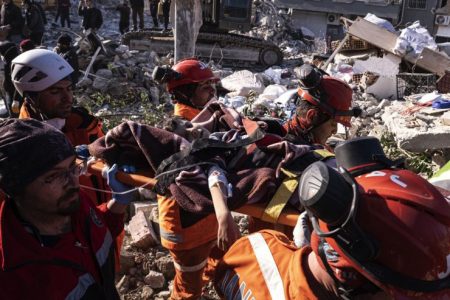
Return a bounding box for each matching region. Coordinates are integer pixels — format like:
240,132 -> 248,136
317,239 -> 379,300
24,92 -> 48,121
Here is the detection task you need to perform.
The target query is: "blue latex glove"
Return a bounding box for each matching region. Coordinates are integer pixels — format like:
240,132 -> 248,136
105,164 -> 135,205
120,164 -> 136,173
75,144 -> 90,159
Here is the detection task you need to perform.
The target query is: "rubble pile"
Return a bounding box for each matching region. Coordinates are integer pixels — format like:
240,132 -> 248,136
243,0 -> 316,59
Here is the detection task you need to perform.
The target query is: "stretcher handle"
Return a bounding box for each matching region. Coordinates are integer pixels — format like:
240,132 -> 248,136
84,160 -> 157,188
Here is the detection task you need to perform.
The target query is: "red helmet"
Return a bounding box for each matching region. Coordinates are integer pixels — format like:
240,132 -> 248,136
297,76 -> 354,127
301,160 -> 450,299
167,58 -> 219,93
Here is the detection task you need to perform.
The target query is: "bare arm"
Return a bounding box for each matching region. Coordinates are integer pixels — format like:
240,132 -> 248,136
209,166 -> 240,251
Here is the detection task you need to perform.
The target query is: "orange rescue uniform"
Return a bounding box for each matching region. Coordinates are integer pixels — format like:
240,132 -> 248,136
215,230 -> 320,300
20,101 -> 124,270
173,102 -> 201,121
158,195 -> 224,300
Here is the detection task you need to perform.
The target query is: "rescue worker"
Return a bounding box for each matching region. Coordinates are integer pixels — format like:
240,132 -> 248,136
12,48 -> 108,204
248,64 -> 358,235
166,58 -> 219,121
215,138 -> 450,300
283,64 -> 355,146
0,118 -> 133,299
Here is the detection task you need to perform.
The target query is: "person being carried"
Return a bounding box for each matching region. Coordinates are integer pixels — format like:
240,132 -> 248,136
0,118 -> 133,299
214,137 -> 450,300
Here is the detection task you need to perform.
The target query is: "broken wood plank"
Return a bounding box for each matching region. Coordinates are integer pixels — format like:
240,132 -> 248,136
415,47 -> 450,77
348,17 -> 450,77
347,18 -> 398,53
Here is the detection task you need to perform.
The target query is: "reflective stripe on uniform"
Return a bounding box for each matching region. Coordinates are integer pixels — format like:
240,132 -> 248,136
65,273 -> 96,300
96,230 -> 113,266
248,233 -> 286,300
173,258 -> 208,272
160,228 -> 183,243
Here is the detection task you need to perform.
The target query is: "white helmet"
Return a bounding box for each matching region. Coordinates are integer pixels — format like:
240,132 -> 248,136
11,49 -> 74,96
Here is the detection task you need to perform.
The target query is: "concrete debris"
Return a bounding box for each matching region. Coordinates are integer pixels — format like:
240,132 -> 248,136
144,270 -> 165,289
140,286 -> 154,300
128,210 -> 158,249
221,70 -> 266,97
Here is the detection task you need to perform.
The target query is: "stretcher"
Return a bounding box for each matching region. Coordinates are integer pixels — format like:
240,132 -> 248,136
86,160 -> 300,227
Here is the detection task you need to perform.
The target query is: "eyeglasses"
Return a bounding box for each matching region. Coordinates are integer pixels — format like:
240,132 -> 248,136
43,162 -> 84,186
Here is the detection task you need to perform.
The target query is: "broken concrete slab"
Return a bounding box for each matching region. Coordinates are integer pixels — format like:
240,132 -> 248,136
353,54 -> 401,100
221,70 -> 266,97
382,104 -> 450,152
128,210 -> 159,249
130,201 -> 158,218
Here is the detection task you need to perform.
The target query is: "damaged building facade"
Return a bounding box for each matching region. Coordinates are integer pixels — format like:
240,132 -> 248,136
275,0 -> 450,42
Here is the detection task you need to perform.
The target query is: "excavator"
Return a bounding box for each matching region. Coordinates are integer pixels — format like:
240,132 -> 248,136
121,0 -> 283,68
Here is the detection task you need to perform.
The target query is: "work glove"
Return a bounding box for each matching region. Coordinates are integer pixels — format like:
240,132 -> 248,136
293,211 -> 311,248
104,164 -> 136,205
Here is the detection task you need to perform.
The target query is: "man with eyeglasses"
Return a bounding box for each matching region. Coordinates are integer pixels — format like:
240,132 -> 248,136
0,118 -> 131,299
12,49 -> 109,205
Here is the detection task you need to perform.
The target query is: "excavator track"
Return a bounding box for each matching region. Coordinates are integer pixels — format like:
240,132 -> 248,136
122,30 -> 283,69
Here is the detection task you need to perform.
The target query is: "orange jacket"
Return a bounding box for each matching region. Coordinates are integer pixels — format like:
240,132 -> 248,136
174,102 -> 201,121
158,195 -> 218,250
19,102 -> 109,204
19,102 -> 104,146
214,230 -> 320,300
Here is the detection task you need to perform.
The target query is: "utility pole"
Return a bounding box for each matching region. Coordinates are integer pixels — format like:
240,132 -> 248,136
174,0 -> 203,62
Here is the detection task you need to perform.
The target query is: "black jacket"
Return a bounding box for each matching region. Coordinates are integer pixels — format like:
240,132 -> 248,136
78,5 -> 103,30
0,2 -> 24,36
130,0 -> 144,8
55,46 -> 80,84
24,4 -> 45,33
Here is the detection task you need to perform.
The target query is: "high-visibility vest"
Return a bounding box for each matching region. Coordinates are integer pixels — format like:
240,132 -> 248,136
215,230 -> 319,300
